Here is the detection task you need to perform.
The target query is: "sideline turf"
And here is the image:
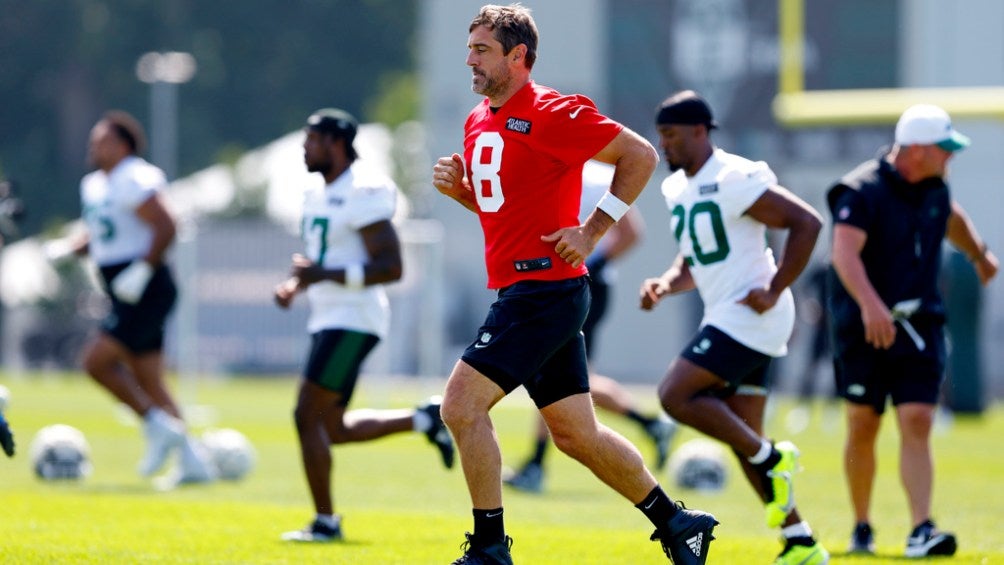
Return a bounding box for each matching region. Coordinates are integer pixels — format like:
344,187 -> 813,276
1,373 -> 1001,564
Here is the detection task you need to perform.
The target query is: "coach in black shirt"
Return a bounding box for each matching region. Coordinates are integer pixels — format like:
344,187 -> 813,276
827,104 -> 998,558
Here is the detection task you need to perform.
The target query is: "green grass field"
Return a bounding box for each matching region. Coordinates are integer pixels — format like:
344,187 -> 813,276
1,372 -> 1002,564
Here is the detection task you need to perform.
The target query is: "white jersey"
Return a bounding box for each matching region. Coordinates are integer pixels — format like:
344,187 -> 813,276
301,160 -> 398,337
660,148 -> 794,356
80,156 -> 166,266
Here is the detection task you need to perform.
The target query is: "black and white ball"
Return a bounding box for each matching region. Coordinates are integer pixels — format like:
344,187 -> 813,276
30,424 -> 93,480
668,438 -> 728,492
200,428 -> 256,481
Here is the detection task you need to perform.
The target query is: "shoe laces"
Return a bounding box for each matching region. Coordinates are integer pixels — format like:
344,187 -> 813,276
455,533 -> 512,563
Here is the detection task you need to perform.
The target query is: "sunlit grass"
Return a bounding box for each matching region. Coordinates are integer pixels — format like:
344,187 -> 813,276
1,372 -> 1001,563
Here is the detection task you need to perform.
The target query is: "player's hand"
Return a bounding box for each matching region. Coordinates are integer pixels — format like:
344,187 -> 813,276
273,277 -> 300,309
974,249 -> 999,285
432,154 -> 467,197
639,277 -> 668,311
111,261 -> 154,304
860,299 -> 895,350
738,286 -> 780,314
289,254 -> 324,286
541,226 -> 593,268
0,413 -> 15,457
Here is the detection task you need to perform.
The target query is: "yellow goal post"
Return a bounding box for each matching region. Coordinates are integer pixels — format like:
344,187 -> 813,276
771,0 -> 1004,126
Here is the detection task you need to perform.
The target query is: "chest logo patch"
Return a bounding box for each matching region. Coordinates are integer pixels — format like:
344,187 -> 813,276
505,117 -> 532,135
699,183 -> 719,195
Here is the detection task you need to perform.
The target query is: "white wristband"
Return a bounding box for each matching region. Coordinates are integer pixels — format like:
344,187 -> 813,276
596,191 -> 630,222
344,264 -> 365,290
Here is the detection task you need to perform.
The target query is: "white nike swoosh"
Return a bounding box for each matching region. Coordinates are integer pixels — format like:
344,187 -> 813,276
569,107 -> 583,119
486,511 -> 503,518
474,343 -> 489,349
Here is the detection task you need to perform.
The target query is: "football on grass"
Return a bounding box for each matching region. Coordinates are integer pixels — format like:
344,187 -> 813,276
30,424 -> 93,480
201,428 -> 256,481
668,438 -> 728,492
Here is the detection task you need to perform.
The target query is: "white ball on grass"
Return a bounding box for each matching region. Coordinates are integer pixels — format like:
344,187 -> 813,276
30,424 -> 93,480
200,428 -> 256,481
667,438 -> 728,492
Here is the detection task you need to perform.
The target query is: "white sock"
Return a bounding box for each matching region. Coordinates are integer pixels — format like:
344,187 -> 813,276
747,439 -> 773,465
145,406 -> 166,424
413,410 -> 432,433
782,521 -> 813,539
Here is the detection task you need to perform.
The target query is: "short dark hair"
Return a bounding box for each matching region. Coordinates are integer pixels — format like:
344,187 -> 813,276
655,90 -> 718,130
102,110 -> 147,155
470,3 -> 538,70
306,108 -> 359,160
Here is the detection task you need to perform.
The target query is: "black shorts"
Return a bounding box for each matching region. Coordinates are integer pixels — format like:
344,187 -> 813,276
462,276 -> 591,409
680,325 -> 773,397
582,275 -> 609,358
303,329 -> 380,405
832,319 -> 946,414
99,262 -> 177,354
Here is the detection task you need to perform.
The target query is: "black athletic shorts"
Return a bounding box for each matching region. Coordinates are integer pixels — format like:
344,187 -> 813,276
99,262 -> 177,354
303,329 -> 380,406
832,319 -> 946,414
680,325 -> 773,397
462,276 -> 591,409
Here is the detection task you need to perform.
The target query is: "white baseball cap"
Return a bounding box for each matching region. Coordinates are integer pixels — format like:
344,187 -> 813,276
895,104 -> 970,152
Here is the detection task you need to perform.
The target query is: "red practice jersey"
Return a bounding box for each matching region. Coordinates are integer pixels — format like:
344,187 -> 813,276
463,81 -> 623,289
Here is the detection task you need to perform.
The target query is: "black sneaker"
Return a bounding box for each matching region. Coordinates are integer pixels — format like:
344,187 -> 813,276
650,503 -> 718,565
848,522 -> 875,554
502,462 -> 544,493
905,519 -> 957,558
419,396 -> 454,469
451,532 -> 513,565
281,518 -> 343,543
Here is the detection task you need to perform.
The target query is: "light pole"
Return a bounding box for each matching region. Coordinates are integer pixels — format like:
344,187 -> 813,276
136,52 -> 200,403
135,51 -> 196,179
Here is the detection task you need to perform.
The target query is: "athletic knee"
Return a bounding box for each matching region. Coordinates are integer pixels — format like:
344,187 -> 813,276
81,348 -> 112,380
550,430 -> 586,459
293,404 -> 340,442
440,394 -> 477,435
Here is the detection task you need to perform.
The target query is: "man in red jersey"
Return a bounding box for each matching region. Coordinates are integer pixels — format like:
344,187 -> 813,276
432,5 -> 717,565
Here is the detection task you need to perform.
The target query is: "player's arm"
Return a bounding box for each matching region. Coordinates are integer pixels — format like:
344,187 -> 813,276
831,223 -> 895,350
546,128 -> 658,267
433,153 -> 478,213
946,200 -> 998,285
292,219 -> 403,288
639,253 -> 695,311
110,194 -> 176,304
739,185 -> 822,313
134,193 -> 177,266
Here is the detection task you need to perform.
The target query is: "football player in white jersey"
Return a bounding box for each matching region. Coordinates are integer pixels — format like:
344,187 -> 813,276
503,160 -> 677,494
639,91 -> 829,565
74,111 -> 214,486
275,109 -> 454,543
